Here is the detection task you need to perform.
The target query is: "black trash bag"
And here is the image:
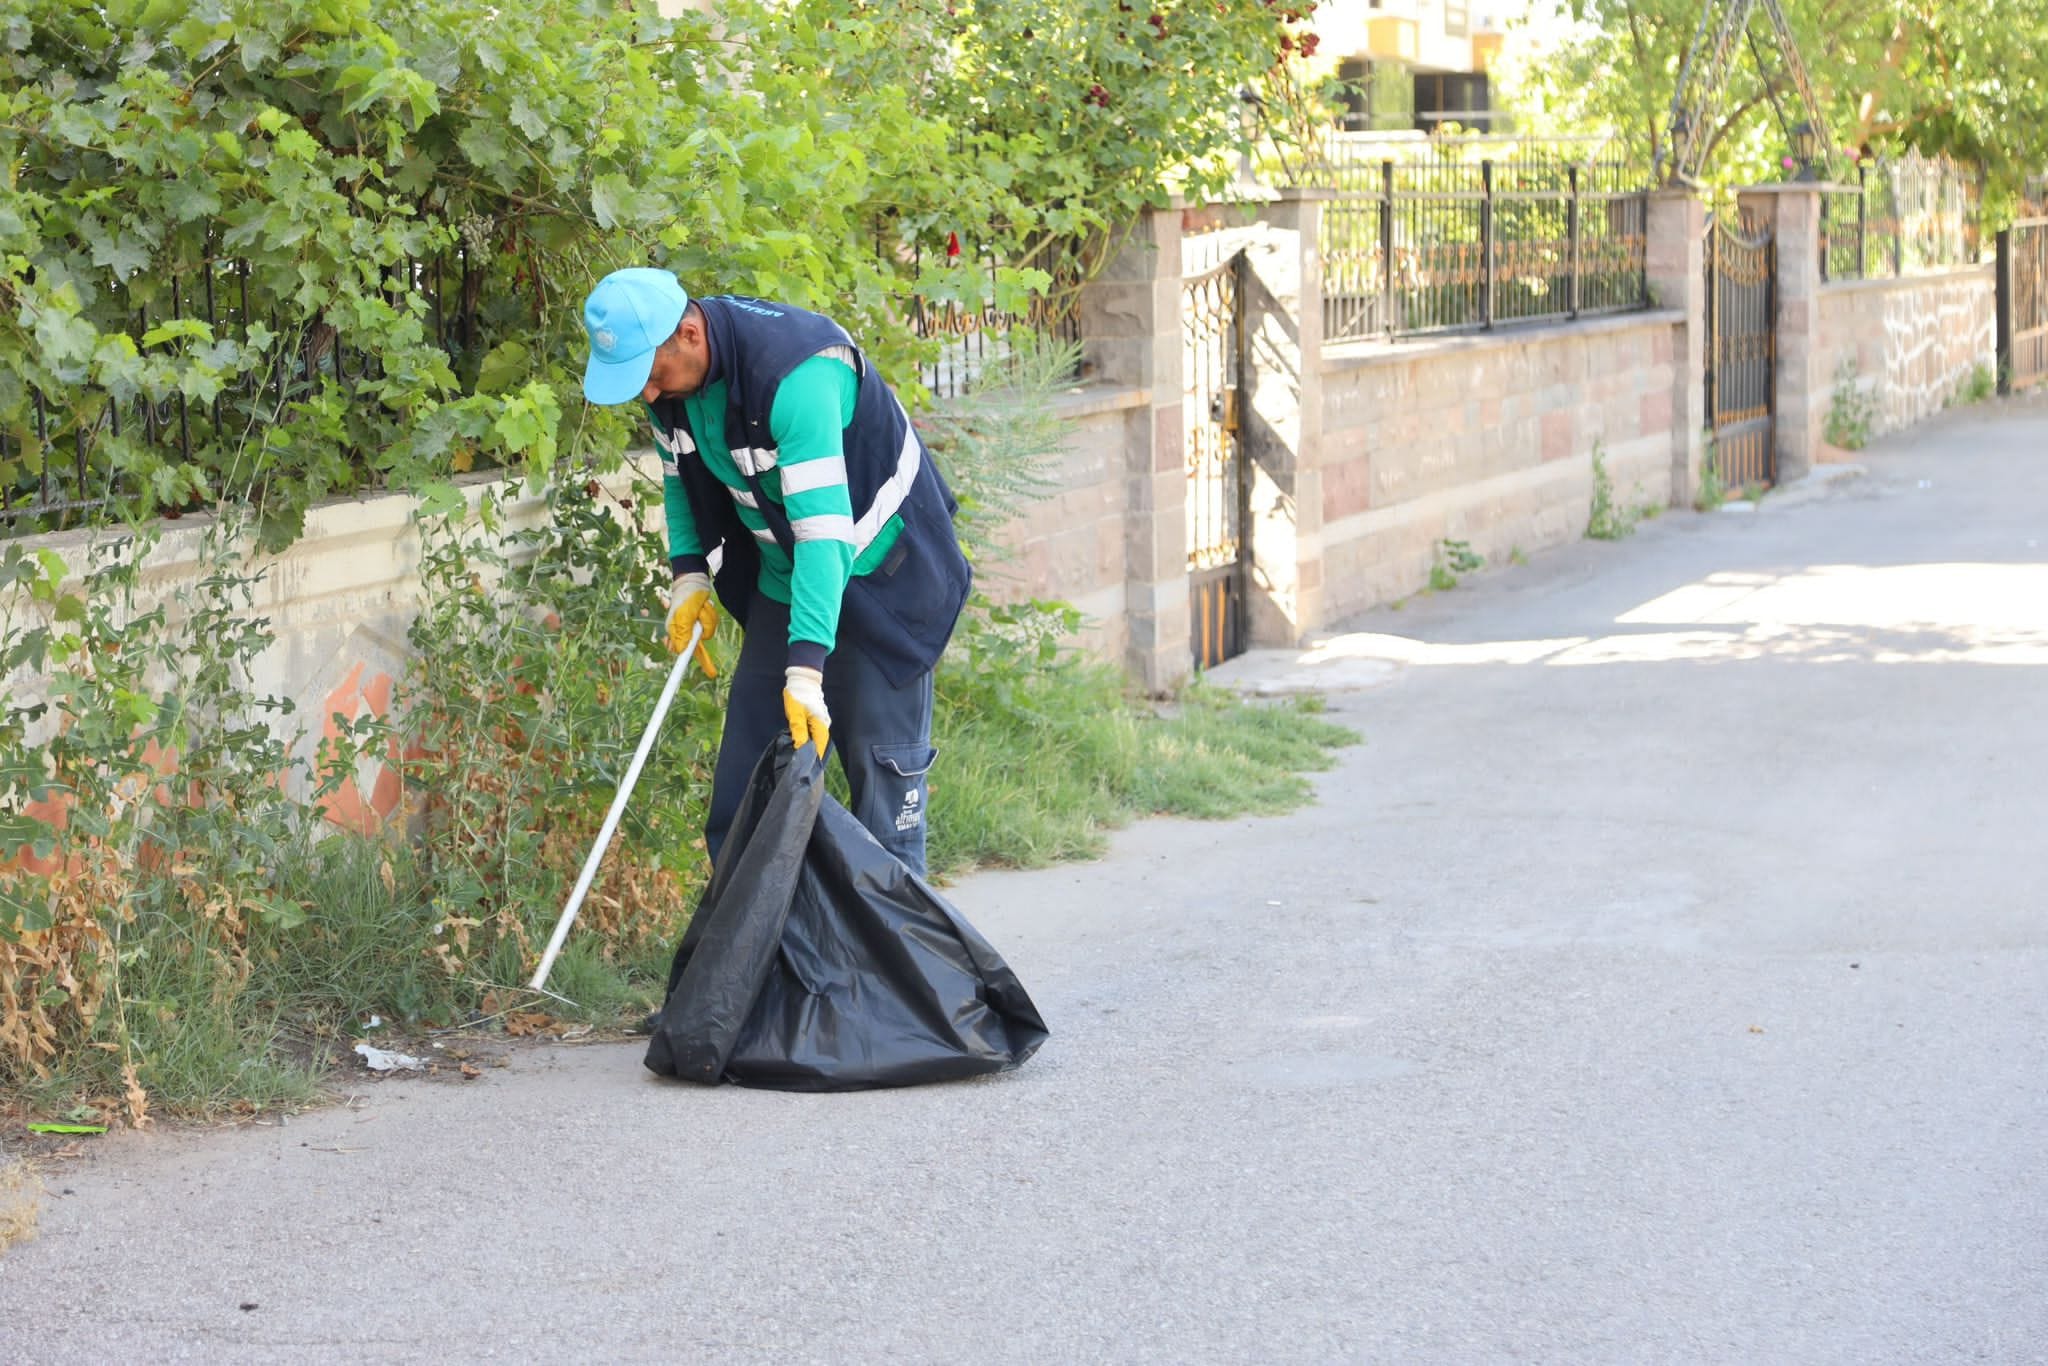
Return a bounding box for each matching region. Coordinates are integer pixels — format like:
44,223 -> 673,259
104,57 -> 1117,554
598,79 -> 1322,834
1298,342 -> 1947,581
645,738 -> 1049,1091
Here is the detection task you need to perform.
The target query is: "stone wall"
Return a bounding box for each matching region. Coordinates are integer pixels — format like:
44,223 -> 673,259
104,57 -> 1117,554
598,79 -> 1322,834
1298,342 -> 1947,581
1315,312 -> 1685,620
1817,266 -> 1996,441
2,466 -> 628,835
976,384 -> 1151,664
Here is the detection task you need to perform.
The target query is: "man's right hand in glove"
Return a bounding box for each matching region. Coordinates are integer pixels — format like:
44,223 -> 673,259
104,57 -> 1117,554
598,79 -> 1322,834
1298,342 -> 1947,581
665,572 -> 719,677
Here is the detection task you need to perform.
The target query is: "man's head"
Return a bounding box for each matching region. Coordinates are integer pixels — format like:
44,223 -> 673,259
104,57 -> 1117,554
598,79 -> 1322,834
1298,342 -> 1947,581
580,268 -> 711,404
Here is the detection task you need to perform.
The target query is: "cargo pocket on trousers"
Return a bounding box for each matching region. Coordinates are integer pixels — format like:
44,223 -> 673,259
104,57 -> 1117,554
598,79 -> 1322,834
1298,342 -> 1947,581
873,743 -> 937,779
869,742 -> 937,843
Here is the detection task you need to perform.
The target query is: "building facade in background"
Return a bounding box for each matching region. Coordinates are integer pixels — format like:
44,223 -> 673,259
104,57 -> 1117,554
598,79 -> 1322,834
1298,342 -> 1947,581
1318,0 -> 1534,131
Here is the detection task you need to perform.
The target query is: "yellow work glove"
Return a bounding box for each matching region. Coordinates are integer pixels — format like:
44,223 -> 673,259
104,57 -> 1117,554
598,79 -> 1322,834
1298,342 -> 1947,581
782,665 -> 830,758
665,572 -> 718,678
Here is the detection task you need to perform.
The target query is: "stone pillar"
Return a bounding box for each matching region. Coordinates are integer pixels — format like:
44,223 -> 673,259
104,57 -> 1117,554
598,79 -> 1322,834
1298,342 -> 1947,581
1079,209 -> 1189,692
1240,188 -> 1330,646
1645,191 -> 1707,506
1738,184 -> 1826,484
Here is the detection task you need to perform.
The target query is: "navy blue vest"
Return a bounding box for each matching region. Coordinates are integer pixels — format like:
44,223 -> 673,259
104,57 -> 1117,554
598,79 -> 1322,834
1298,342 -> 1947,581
652,297 -> 971,686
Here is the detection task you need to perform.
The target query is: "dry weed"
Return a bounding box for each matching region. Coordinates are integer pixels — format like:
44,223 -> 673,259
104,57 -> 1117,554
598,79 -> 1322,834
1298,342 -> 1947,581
0,1159 -> 42,1251
538,817 -> 693,954
1,849 -> 133,1083
406,702 -> 695,983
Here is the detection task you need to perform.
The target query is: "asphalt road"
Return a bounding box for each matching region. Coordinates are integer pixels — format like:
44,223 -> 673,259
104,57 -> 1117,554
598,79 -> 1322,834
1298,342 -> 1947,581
3,402 -> 2045,1363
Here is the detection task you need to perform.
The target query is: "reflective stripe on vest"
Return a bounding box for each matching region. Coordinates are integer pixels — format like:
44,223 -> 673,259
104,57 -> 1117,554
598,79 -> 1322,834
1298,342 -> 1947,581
847,398 -> 921,553
733,445 -> 778,476
653,423 -> 696,479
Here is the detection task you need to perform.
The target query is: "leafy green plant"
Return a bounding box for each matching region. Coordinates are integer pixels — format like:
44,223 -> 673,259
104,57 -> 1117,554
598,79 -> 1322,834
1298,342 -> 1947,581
1,0 -> 1301,548
1954,362 -> 1996,405
1696,434 -> 1729,512
806,0 -> 1303,260
1586,440 -> 1639,540
0,518 -> 333,1119
390,475 -> 726,1016
1428,536 -> 1482,591
1825,361 -> 1879,450
913,340 -> 1077,566
0,464 -> 730,1117
4,0 -> 671,544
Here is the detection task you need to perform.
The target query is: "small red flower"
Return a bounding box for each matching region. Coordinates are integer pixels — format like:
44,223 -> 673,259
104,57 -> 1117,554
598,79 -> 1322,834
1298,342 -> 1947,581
946,231 -> 962,259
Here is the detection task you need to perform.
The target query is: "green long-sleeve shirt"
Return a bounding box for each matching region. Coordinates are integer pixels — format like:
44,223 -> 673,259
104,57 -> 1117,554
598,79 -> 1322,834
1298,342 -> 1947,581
650,352 -> 903,658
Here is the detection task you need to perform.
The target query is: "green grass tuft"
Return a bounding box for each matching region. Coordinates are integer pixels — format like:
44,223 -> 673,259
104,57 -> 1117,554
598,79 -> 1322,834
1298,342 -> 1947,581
928,659 -> 1355,878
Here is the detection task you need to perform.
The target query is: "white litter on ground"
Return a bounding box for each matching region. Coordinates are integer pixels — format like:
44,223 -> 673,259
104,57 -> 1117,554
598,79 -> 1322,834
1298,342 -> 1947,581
353,1043 -> 427,1073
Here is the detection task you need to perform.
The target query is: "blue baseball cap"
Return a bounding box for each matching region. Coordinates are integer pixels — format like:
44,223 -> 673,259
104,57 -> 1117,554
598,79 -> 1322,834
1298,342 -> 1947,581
581,268 -> 690,404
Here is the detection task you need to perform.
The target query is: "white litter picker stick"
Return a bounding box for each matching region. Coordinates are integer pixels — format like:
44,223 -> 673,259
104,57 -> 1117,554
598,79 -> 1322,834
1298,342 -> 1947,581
530,623 -> 703,992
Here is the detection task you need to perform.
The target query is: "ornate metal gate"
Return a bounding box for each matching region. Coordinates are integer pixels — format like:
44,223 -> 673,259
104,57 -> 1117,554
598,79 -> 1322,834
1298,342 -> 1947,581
1704,213 -> 1776,488
1998,214 -> 2048,392
1184,252 -> 1248,670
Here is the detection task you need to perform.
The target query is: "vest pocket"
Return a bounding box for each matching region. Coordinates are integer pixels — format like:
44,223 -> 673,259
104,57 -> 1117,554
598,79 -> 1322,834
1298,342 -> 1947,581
857,505 -> 964,634
844,500 -> 971,686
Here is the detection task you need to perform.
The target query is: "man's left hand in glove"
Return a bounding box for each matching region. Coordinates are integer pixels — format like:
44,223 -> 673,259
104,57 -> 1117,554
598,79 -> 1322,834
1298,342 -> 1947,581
783,666 -> 831,758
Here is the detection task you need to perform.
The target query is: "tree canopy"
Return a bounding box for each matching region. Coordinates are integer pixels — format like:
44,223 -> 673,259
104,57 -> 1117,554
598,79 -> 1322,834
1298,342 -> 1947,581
1499,0 -> 2048,211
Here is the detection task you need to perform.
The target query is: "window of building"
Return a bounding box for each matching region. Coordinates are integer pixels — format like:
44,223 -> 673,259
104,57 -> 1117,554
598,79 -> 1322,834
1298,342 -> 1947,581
1336,58 -> 1417,132
1412,71 -> 1493,130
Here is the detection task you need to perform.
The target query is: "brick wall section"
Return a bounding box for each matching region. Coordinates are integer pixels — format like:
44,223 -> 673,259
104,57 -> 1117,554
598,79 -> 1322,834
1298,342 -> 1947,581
976,384 -> 1149,662
1817,266 -> 1995,440
1314,312 -> 1684,621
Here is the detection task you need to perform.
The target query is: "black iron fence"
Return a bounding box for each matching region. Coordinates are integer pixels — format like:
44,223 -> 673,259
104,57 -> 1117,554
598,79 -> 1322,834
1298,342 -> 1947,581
881,228 -> 1085,399
1314,135 -> 1653,343
1820,156 -> 1983,283
2,248 -> 483,535
1996,215 -> 2048,393
6,219 -> 1086,534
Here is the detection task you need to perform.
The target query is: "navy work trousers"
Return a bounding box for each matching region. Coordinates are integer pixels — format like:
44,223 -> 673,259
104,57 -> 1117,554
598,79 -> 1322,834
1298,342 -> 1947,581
704,592 -> 937,876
